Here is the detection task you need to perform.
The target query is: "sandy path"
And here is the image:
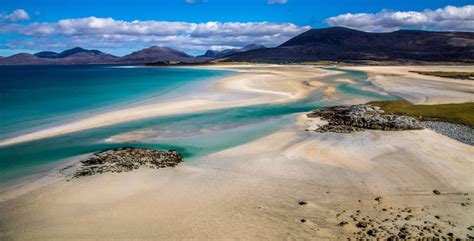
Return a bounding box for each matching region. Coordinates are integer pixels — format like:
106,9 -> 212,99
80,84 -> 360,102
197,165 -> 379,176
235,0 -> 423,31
343,66 -> 474,104
0,65 -> 332,147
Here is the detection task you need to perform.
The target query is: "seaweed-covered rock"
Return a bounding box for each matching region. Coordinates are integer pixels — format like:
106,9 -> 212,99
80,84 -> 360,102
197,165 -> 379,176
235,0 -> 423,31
307,104 -> 423,133
73,147 -> 183,178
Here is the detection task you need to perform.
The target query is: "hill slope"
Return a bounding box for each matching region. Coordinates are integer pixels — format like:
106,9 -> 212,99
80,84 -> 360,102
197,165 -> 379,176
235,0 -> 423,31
220,27 -> 474,63
119,46 -> 198,64
198,44 -> 266,58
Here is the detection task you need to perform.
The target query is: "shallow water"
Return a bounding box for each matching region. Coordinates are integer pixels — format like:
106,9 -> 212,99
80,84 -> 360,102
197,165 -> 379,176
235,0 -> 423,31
0,66 -> 396,184
0,65 -> 229,139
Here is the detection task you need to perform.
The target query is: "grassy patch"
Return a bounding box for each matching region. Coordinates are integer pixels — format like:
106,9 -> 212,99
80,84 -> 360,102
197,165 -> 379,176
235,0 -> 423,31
369,100 -> 474,127
410,71 -> 474,80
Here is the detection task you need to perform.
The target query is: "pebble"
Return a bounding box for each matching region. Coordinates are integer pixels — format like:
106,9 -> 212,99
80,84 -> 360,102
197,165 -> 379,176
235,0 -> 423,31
423,121 -> 473,146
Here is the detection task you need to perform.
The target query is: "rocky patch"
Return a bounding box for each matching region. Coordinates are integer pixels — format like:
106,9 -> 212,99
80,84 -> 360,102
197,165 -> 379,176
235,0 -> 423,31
72,147 -> 183,178
307,104 -> 423,133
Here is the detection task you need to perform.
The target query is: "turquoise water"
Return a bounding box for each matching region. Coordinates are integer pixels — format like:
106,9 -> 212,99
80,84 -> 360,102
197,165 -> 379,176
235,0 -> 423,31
0,66 -> 396,184
0,65 -> 228,139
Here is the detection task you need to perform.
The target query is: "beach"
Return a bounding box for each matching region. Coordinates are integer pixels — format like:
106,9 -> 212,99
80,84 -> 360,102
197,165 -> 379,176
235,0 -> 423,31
0,64 -> 473,240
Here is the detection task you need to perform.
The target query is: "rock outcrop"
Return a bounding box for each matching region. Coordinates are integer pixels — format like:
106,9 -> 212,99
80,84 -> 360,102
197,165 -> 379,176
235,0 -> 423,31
73,147 -> 183,178
307,104 -> 423,133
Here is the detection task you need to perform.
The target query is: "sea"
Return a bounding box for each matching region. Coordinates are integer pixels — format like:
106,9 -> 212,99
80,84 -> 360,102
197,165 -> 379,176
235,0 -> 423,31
0,65 -> 396,185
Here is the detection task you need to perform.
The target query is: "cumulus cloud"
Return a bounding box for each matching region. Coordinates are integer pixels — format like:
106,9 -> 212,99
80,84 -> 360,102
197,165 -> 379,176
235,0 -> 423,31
0,17 -> 309,54
268,0 -> 287,4
325,5 -> 474,32
1,9 -> 30,22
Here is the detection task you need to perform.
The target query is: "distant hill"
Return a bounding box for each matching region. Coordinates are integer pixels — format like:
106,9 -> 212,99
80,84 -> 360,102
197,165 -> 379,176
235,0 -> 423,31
198,44 -> 266,58
34,51 -> 59,58
0,47 -> 119,65
219,27 -> 474,63
119,46 -> 198,64
0,46 -> 202,65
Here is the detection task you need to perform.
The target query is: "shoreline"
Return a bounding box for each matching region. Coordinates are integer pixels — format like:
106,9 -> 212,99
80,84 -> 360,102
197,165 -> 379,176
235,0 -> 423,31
1,64 -> 473,239
1,112 -> 472,239
0,64 -> 335,147
342,65 -> 474,105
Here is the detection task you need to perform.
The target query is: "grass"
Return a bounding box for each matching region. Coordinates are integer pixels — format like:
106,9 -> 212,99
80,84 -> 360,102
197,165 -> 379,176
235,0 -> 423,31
409,71 -> 474,80
369,100 -> 474,127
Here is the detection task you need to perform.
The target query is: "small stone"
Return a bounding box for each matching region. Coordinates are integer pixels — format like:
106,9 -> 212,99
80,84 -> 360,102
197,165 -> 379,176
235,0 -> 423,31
300,219 -> 306,223
433,190 -> 441,195
298,201 -> 308,206
338,221 -> 349,226
367,229 -> 376,236
356,221 -> 368,228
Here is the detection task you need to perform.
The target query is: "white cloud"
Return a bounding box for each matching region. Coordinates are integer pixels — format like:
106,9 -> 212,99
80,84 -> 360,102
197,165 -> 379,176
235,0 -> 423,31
325,5 -> 474,32
1,9 -> 30,22
268,0 -> 287,4
0,17 -> 309,55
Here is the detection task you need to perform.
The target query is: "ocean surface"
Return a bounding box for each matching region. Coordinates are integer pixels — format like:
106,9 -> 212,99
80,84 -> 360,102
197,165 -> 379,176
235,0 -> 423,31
0,65 -> 396,185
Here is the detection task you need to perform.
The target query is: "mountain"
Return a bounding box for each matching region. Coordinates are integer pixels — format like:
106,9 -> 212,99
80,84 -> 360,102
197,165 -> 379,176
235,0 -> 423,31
120,46 -> 198,64
220,27 -> 474,63
33,48 -> 117,61
56,47 -> 108,58
0,53 -> 53,65
34,51 -> 59,58
199,44 -> 266,58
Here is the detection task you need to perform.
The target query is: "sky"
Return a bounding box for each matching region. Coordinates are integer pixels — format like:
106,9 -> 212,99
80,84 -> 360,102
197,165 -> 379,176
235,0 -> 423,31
0,0 -> 473,56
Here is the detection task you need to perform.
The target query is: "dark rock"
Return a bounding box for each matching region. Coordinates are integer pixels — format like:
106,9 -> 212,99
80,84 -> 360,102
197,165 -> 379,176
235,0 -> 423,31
338,221 -> 349,226
298,201 -> 308,205
433,190 -> 442,195
73,147 -> 183,178
300,219 -> 306,223
367,229 -> 377,236
356,221 -> 368,228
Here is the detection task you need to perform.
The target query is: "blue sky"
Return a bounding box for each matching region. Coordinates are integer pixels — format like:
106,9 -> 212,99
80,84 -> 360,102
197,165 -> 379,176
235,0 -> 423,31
1,0 -> 473,56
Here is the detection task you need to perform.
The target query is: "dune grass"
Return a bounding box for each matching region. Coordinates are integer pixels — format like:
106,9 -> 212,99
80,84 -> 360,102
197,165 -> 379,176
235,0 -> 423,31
369,100 -> 474,127
409,71 -> 474,80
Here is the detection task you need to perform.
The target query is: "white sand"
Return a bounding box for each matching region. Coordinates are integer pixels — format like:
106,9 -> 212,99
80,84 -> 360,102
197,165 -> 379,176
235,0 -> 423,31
343,66 -> 474,104
1,116 -> 472,240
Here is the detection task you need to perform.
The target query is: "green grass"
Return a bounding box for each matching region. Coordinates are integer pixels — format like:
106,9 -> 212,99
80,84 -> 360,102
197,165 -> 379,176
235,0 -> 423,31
409,71 -> 474,80
369,100 -> 474,127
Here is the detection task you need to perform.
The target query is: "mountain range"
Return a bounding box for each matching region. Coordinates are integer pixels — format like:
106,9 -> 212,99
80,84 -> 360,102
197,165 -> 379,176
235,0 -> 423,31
1,27 -> 473,65
0,44 -> 263,65
219,27 -> 474,63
